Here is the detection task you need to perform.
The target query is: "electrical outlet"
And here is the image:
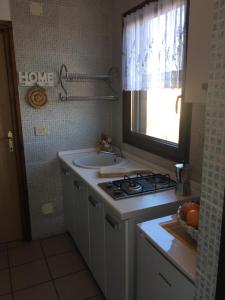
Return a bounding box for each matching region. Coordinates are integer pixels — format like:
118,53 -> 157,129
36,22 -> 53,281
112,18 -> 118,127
29,1 -> 43,16
41,203 -> 54,215
34,127 -> 48,136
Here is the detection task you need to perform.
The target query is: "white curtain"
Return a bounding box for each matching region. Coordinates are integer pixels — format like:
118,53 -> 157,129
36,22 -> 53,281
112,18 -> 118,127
122,0 -> 187,91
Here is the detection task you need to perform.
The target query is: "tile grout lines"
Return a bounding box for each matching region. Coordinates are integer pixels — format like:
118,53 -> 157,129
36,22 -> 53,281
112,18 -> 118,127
39,240 -> 61,300
13,279 -> 53,294
85,294 -> 103,300
7,248 -> 77,269
6,243 -> 88,295
41,235 -> 104,300
2,235 -> 105,300
53,268 -> 87,281
6,244 -> 15,300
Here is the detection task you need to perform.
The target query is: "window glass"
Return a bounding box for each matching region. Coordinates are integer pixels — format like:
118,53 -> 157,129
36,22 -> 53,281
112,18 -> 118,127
131,89 -> 181,144
122,0 -> 191,161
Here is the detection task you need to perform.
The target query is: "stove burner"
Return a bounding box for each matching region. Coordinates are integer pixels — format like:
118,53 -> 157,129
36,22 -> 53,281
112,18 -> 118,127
98,172 -> 176,200
121,180 -> 143,193
148,174 -> 170,184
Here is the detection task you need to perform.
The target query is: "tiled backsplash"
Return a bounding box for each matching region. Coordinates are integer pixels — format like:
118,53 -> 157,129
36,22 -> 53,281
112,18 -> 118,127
10,0 -> 113,239
196,0 -> 225,298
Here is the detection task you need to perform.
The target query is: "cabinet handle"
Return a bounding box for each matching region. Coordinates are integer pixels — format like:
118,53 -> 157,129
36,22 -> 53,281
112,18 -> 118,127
158,272 -> 172,287
88,196 -> 101,208
62,168 -> 70,176
73,180 -> 82,190
105,214 -> 120,230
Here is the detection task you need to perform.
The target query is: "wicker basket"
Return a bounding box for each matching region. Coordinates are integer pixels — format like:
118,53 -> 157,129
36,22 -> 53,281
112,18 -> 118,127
176,205 -> 198,241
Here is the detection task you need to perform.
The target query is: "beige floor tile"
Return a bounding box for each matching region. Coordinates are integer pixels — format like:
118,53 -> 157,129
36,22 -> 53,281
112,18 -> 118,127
0,244 -> 7,252
0,252 -> 8,270
0,295 -> 12,300
0,269 -> 11,296
11,259 -> 50,291
90,295 -> 106,300
9,241 -> 43,267
47,250 -> 86,279
55,270 -> 101,300
7,241 -> 28,250
41,234 -> 75,257
14,282 -> 58,300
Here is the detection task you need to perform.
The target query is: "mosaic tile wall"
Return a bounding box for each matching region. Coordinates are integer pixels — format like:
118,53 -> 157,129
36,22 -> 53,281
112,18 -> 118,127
196,0 -> 225,298
10,0 -> 113,239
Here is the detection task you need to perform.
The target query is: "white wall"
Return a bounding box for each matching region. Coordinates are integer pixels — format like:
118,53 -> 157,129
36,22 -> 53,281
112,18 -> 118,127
0,0 -> 11,20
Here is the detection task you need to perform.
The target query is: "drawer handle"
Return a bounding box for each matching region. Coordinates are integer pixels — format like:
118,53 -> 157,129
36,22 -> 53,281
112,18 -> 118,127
105,214 -> 120,230
73,180 -> 82,190
62,168 -> 70,176
158,272 -> 172,287
88,196 -> 101,208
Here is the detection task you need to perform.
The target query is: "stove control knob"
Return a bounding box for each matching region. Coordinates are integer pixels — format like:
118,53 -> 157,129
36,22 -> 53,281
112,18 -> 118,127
106,183 -> 113,189
113,189 -> 123,196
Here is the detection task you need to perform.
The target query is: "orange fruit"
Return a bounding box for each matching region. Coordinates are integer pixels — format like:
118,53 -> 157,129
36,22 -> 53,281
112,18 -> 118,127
186,209 -> 199,229
181,202 -> 199,220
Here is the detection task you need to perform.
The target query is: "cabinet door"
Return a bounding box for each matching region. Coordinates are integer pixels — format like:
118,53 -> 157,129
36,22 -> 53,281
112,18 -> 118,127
72,174 -> 90,265
137,233 -> 195,300
88,192 -> 105,293
105,211 -> 127,300
61,165 -> 76,238
185,0 -> 213,103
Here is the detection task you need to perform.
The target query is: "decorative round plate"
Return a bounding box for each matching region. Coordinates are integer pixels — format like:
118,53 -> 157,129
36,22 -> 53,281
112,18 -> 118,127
27,86 -> 48,108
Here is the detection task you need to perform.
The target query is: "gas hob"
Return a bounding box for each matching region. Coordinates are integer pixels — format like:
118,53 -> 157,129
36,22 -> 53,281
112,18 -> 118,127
98,173 -> 177,200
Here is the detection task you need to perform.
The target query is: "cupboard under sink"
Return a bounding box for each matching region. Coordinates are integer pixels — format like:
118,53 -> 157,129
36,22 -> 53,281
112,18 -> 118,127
59,150 -> 199,300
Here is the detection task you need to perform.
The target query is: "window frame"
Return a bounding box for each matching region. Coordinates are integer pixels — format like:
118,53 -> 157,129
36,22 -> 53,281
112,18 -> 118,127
122,0 -> 192,162
123,91 -> 192,162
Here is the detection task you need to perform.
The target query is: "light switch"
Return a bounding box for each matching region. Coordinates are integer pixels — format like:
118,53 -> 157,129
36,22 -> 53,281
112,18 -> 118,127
29,1 -> 43,16
34,127 -> 48,136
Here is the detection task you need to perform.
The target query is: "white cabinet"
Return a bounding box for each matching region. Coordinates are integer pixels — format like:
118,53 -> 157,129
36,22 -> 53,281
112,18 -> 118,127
61,163 -> 90,265
184,0 -> 213,103
72,173 -> 90,265
61,164 -> 77,240
88,190 -> 105,293
137,233 -> 195,300
61,166 -> 128,300
105,208 -> 127,300
60,162 -> 185,300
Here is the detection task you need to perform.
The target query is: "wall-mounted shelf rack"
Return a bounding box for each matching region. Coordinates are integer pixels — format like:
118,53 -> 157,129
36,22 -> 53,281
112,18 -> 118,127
59,64 -> 118,102
60,95 -> 117,102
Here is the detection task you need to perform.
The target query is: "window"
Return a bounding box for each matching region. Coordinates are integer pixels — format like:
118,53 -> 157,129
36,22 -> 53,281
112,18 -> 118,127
122,0 -> 191,162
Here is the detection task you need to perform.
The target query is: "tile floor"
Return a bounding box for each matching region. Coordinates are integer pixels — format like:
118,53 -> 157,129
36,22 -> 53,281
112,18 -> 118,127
0,234 -> 105,300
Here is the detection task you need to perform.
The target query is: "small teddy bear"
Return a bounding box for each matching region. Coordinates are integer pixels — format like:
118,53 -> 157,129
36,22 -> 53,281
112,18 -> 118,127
97,133 -> 112,152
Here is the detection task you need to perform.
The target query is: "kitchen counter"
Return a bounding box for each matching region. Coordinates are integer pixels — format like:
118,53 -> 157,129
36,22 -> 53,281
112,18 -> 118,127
138,215 -> 197,283
58,149 -> 200,220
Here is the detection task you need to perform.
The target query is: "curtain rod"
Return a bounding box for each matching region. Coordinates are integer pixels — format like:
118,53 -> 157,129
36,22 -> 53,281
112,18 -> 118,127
122,0 -> 157,18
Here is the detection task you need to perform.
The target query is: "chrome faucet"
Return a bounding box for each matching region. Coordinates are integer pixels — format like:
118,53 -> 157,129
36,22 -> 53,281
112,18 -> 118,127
98,145 -> 123,158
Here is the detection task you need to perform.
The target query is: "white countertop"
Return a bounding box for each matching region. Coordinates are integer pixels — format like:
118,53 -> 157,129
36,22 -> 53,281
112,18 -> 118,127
58,149 -> 200,220
137,215 -> 197,283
